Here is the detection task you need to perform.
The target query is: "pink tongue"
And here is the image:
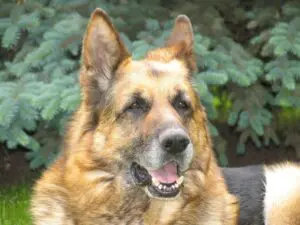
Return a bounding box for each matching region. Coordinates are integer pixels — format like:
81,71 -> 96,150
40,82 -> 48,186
149,162 -> 178,184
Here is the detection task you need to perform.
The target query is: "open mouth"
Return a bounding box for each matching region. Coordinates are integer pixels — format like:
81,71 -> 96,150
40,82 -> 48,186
131,162 -> 184,199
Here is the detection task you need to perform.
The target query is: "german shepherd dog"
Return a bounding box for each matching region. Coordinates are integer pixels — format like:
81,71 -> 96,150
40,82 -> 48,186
31,8 -> 300,225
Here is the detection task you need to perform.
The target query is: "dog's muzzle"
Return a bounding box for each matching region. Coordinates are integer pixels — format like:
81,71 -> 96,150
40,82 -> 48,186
159,128 -> 190,154
131,161 -> 184,198
131,127 -> 192,199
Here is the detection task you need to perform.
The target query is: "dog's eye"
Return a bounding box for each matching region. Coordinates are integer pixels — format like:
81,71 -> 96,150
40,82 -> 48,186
174,100 -> 190,111
176,101 -> 189,110
128,102 -> 141,110
125,98 -> 149,115
172,98 -> 192,117
172,91 -> 192,116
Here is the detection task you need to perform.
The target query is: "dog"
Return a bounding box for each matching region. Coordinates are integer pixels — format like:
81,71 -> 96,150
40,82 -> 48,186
222,163 -> 300,225
30,8 -> 238,225
30,8 -> 300,225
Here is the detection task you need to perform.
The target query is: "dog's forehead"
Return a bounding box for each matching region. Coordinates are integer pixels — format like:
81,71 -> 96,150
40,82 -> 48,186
143,59 -> 187,77
119,58 -> 189,84
114,58 -> 192,99
119,60 -> 189,95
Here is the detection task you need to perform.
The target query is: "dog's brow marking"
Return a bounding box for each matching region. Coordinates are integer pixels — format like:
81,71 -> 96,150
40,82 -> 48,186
146,60 -> 183,76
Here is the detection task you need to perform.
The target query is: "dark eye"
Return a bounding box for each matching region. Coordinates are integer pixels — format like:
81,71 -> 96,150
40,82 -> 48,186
128,102 -> 142,110
176,101 -> 189,110
172,95 -> 191,115
125,97 -> 149,115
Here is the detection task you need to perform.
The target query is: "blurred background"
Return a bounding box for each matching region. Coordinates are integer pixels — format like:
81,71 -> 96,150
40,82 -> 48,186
0,0 -> 300,223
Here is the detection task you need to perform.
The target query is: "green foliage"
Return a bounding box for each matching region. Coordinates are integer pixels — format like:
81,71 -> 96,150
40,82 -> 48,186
1,0 -> 300,168
0,183 -> 32,225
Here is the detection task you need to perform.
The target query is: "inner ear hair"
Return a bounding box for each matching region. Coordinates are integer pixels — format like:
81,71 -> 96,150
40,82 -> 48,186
165,15 -> 197,73
80,8 -> 130,109
166,15 -> 194,52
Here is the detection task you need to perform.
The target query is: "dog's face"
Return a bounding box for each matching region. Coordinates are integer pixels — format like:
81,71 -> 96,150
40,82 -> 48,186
80,9 -> 211,200
113,58 -> 197,199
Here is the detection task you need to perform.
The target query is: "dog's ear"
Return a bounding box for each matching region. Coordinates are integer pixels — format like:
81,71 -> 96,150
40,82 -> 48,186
166,15 -> 194,52
81,8 -> 130,106
165,15 -> 196,72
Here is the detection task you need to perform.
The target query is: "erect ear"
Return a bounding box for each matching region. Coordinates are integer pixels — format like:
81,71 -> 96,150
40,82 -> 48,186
165,15 -> 196,72
81,8 -> 130,106
166,15 -> 194,51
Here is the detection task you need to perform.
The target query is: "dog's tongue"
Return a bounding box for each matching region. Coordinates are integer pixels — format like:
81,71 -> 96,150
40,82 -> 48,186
149,162 -> 178,184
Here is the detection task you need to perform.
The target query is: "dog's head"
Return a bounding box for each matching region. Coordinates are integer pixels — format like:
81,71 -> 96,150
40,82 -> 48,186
79,9 -> 212,200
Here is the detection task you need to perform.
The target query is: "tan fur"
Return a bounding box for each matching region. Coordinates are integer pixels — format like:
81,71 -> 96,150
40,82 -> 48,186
264,162 -> 300,225
31,8 -> 239,225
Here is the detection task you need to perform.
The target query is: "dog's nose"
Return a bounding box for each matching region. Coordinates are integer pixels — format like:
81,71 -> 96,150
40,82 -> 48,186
159,129 -> 190,154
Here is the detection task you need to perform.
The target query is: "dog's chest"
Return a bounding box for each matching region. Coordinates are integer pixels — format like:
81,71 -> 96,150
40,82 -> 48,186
74,204 -> 146,225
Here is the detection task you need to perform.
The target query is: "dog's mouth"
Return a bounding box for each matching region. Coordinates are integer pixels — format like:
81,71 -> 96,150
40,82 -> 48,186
131,162 -> 184,199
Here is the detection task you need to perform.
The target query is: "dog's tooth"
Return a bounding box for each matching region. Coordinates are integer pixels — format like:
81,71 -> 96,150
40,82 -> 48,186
163,185 -> 167,190
174,183 -> 179,189
158,184 -> 163,190
152,178 -> 160,186
172,184 -> 176,190
176,176 -> 184,185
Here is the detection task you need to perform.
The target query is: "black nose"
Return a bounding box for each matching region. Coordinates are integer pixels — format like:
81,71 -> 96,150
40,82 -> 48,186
159,129 -> 190,154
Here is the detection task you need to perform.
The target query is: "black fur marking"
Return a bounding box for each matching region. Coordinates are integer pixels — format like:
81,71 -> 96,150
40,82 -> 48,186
222,165 -> 265,225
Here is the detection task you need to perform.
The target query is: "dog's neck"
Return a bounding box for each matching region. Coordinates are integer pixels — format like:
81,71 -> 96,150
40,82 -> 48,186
144,198 -> 183,225
64,147 -> 236,225
65,129 -> 233,225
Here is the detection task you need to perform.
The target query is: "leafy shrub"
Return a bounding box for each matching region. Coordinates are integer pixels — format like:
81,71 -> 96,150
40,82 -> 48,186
0,0 -> 300,168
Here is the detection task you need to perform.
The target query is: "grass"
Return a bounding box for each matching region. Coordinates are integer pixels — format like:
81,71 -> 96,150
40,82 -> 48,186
0,183 -> 32,225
